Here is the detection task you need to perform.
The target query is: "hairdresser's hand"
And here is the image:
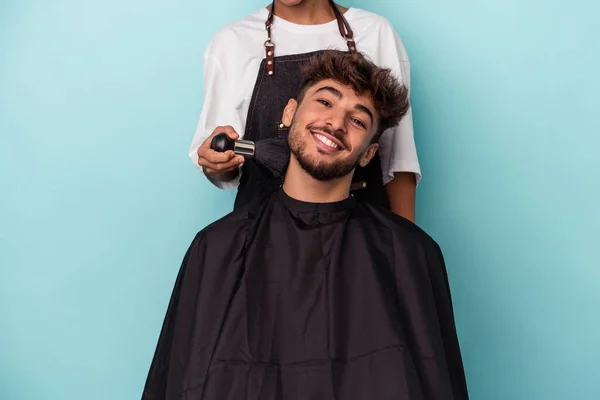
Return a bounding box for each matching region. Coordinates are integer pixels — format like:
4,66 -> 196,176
197,126 -> 245,181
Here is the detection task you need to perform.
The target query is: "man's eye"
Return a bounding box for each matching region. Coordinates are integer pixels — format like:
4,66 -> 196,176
317,99 -> 331,107
352,118 -> 366,128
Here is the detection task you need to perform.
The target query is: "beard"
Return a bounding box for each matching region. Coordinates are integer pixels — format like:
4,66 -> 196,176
288,120 -> 366,182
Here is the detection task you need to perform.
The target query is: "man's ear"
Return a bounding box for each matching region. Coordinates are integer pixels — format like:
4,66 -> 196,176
282,99 -> 298,127
358,143 -> 379,167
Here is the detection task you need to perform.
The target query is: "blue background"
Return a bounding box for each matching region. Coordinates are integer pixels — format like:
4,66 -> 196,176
1,1 -> 598,399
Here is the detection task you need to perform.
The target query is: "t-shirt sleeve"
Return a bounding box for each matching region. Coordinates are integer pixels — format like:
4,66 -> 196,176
189,38 -> 245,190
373,22 -> 422,185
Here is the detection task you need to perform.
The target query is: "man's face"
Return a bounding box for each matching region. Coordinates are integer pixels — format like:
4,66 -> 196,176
283,79 -> 380,182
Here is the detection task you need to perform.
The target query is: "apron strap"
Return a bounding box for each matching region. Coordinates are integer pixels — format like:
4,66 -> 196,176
329,0 -> 357,54
264,0 -> 357,76
265,3 -> 276,76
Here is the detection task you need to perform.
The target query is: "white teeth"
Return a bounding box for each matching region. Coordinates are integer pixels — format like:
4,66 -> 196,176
315,133 -> 340,150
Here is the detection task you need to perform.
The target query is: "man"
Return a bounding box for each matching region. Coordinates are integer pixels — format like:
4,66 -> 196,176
143,51 -> 468,399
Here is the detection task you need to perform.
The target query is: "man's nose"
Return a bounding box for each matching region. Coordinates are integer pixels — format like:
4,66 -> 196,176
325,110 -> 347,135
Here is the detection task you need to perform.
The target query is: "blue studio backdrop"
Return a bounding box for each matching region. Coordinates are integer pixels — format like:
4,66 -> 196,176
1,1 -> 598,399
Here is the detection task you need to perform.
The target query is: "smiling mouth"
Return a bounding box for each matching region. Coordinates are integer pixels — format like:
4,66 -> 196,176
311,131 -> 345,152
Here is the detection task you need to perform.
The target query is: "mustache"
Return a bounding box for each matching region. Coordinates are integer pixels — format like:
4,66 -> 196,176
306,124 -> 348,148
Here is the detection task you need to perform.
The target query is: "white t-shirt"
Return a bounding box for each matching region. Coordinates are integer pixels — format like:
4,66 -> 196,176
190,7 -> 421,189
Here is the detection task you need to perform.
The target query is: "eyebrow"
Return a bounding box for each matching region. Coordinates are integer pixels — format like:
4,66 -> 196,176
314,85 -> 374,125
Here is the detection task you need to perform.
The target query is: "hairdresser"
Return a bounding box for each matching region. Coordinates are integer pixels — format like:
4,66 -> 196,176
190,0 -> 421,221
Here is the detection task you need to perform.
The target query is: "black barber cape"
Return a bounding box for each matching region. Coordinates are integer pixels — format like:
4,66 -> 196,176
142,188 -> 469,399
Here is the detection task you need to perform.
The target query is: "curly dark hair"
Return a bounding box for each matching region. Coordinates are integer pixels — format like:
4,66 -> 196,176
297,50 -> 410,141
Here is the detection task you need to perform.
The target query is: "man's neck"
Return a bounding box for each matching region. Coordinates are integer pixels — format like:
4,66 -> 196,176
267,1 -> 344,25
282,155 -> 353,203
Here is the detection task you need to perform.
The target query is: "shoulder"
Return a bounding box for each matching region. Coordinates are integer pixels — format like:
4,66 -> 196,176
195,208 -> 250,246
203,8 -> 267,60
194,192 -> 275,245
347,8 -> 396,31
346,8 -> 409,63
354,201 -> 440,251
